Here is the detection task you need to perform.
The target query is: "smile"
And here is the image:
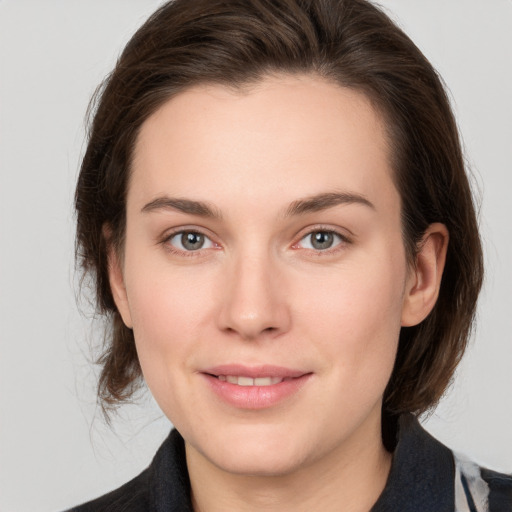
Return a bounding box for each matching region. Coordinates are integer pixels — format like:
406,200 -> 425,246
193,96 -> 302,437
202,366 -> 312,409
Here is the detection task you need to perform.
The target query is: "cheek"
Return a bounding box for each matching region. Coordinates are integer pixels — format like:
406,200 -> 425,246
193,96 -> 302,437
124,260 -> 216,389
298,253 -> 406,386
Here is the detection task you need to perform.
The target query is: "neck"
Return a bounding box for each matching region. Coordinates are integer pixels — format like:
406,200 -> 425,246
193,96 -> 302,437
186,413 -> 392,512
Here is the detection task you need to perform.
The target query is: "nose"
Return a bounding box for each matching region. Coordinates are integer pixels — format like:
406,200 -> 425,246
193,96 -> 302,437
217,251 -> 291,341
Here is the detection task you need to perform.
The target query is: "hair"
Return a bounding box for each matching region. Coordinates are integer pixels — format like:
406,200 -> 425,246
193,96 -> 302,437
75,0 -> 483,419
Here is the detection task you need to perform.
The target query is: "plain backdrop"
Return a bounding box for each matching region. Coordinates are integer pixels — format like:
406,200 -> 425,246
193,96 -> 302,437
0,1 -> 511,511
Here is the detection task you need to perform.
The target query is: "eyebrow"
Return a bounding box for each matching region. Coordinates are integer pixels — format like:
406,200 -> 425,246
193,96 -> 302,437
141,197 -> 222,219
141,191 -> 374,219
285,192 -> 375,217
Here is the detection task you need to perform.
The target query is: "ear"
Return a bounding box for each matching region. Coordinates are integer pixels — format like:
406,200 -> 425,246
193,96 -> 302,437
104,225 -> 133,329
401,223 -> 449,327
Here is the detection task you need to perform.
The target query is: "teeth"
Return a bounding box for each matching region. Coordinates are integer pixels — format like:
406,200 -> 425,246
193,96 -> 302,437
238,376 -> 254,386
218,375 -> 283,386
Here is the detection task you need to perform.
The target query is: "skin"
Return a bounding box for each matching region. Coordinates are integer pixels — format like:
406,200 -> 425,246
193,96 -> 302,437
109,74 -> 448,512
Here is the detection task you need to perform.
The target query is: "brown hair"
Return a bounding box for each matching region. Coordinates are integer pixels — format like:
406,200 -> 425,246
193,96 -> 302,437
75,0 -> 483,417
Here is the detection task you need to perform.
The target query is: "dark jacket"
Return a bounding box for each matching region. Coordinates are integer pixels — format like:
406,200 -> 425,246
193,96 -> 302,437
67,415 -> 512,511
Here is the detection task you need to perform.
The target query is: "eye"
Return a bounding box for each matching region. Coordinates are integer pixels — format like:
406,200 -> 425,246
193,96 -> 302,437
167,231 -> 215,252
298,230 -> 345,251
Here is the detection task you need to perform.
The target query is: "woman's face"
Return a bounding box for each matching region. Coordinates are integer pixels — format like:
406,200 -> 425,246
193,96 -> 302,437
111,74 -> 417,476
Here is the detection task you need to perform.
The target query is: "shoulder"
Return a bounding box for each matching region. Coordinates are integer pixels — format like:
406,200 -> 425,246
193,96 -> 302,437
482,467 -> 512,489
449,441 -> 512,511
65,468 -> 150,512
373,414 -> 512,512
64,429 -> 192,512
480,466 -> 512,511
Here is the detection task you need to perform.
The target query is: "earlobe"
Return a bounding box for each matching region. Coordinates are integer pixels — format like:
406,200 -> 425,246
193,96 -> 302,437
401,223 -> 449,327
104,226 -> 133,329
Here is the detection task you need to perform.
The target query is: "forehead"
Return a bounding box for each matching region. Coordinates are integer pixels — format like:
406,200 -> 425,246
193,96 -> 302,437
130,74 -> 396,214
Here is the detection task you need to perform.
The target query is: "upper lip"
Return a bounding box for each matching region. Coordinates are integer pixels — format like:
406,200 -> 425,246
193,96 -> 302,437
202,364 -> 309,379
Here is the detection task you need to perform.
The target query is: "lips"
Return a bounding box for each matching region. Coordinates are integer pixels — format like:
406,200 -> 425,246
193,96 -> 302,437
201,365 -> 312,409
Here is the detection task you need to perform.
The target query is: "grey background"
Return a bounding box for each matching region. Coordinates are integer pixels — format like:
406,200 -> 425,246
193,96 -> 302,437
0,1 -> 511,511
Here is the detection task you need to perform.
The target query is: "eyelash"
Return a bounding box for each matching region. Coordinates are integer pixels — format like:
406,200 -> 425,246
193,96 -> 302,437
292,226 -> 351,255
161,228 -> 219,257
161,226 -> 351,257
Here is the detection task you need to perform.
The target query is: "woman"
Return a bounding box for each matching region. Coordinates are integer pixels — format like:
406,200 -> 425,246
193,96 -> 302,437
69,0 -> 511,510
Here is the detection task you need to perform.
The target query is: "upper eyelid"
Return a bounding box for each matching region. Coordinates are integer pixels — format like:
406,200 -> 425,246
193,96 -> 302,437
161,225 -> 216,242
294,225 -> 353,242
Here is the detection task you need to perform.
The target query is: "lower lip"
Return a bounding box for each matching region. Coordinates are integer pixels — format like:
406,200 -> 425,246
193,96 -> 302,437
202,374 -> 312,409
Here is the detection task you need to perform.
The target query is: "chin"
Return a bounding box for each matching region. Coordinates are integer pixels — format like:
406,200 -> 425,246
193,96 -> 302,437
211,445 -> 308,477
188,422 -> 313,477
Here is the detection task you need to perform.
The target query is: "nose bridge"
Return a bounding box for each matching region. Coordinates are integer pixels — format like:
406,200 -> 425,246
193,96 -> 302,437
218,244 -> 290,340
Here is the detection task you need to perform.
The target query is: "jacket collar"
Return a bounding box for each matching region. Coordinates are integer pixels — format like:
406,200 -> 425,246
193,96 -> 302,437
372,413 -> 455,511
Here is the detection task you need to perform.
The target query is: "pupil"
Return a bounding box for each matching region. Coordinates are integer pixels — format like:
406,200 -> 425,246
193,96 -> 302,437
182,232 -> 204,250
312,231 -> 333,250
